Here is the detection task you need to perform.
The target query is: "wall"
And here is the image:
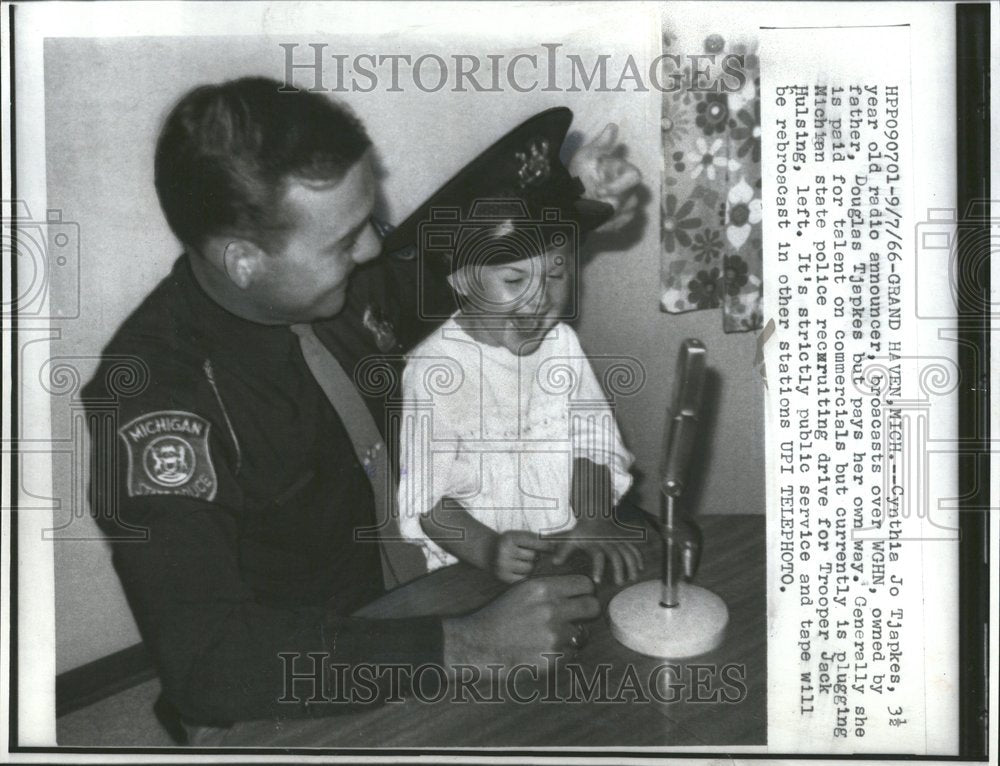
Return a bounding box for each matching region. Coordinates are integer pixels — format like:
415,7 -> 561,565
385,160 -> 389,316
45,12 -> 762,674
578,248 -> 764,515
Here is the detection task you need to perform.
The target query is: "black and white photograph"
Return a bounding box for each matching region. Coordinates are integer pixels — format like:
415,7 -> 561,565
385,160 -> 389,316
1,1 -> 993,761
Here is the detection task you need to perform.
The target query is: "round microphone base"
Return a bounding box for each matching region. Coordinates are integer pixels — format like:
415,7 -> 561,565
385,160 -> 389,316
608,580 -> 728,659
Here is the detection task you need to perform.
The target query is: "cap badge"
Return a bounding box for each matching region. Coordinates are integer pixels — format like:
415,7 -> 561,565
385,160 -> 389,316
490,219 -> 517,238
515,137 -> 551,188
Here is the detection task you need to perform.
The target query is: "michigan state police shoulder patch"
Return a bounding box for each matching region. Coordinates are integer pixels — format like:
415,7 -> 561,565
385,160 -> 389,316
118,410 -> 217,500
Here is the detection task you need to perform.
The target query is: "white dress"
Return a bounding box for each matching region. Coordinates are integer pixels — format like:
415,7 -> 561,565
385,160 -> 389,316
397,315 -> 634,571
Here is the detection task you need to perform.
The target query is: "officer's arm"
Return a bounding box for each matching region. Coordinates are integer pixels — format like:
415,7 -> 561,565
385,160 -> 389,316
102,497 -> 442,724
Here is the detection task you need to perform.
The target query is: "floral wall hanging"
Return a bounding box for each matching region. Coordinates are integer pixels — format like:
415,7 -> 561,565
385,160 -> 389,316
660,28 -> 763,333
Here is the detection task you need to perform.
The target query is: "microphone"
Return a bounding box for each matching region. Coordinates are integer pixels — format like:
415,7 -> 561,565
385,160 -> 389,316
662,339 -> 706,498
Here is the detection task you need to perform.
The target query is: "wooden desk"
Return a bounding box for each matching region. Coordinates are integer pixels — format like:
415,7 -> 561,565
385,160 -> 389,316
220,514 -> 765,748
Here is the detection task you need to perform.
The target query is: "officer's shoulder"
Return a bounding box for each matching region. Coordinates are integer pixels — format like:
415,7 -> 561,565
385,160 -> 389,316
84,287 -> 230,505
82,275 -> 204,405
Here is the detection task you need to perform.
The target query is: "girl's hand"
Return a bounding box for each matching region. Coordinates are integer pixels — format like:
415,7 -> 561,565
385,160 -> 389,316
550,517 -> 645,586
493,531 -> 556,584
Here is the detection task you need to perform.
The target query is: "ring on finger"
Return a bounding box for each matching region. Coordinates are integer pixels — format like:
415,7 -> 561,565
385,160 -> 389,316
568,624 -> 590,651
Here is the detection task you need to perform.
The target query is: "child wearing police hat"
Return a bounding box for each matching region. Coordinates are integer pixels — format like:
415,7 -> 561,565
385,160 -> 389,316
394,108 -> 644,587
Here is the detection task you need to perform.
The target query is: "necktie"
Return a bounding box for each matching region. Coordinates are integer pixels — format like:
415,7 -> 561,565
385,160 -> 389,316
290,322 -> 421,587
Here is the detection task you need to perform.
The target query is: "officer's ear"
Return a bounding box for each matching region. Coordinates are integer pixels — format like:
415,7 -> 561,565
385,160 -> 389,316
222,239 -> 266,290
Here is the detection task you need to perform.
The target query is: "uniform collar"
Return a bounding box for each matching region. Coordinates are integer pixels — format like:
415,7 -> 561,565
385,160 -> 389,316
173,254 -> 300,362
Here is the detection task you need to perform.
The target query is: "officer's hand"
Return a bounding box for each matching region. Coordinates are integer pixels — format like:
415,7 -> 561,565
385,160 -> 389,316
443,575 -> 600,670
569,123 -> 643,232
549,516 -> 644,586
493,530 -> 555,583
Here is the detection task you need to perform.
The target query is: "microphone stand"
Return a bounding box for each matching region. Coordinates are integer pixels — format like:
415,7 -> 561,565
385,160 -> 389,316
607,340 -> 729,659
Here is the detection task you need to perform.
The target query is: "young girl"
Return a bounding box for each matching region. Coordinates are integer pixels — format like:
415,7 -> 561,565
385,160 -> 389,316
397,231 -> 644,586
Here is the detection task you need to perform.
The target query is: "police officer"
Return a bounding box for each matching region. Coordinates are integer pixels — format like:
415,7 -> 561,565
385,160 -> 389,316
84,76 -> 644,732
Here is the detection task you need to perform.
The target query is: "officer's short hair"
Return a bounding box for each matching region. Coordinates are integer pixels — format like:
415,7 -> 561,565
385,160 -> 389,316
154,76 -> 371,251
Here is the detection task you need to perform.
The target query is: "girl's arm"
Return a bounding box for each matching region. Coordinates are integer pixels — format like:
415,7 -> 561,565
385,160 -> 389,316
420,500 -> 554,583
571,456 -> 615,524
419,499 -> 497,571
550,458 -> 644,585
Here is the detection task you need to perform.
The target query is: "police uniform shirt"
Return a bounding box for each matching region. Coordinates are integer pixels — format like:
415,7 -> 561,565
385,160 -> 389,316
83,249 -> 451,725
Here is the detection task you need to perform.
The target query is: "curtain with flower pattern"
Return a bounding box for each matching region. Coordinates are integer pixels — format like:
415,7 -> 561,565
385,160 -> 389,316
660,28 -> 763,333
